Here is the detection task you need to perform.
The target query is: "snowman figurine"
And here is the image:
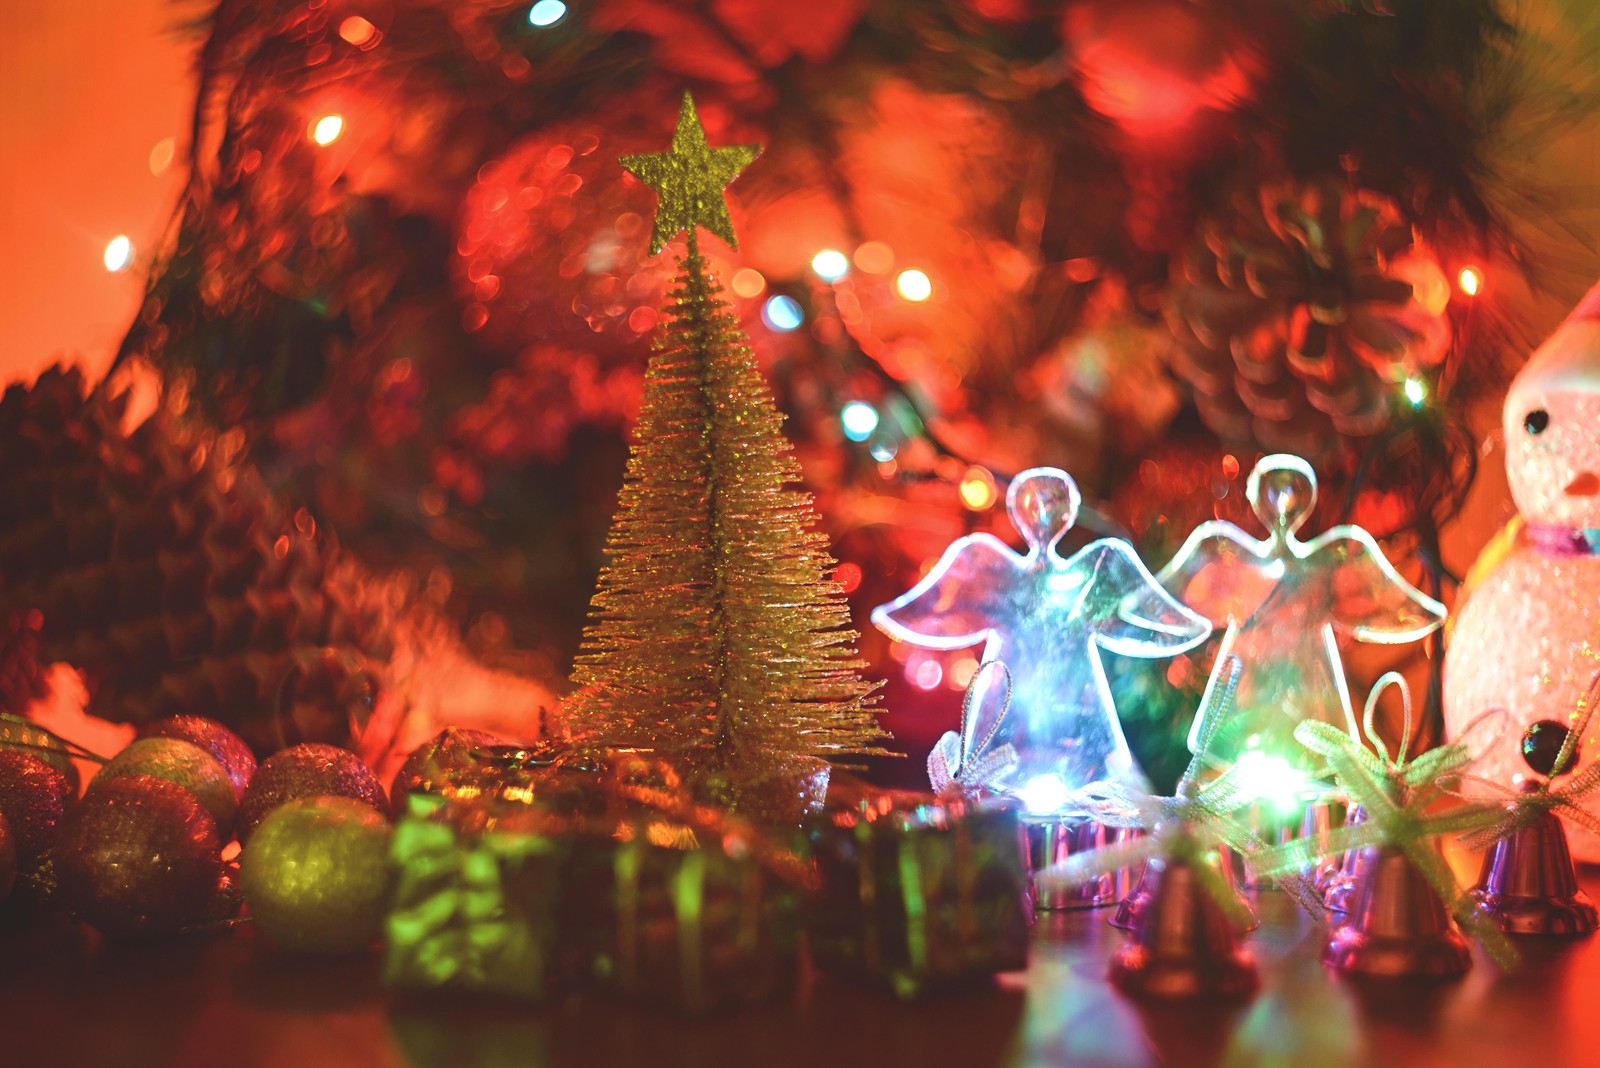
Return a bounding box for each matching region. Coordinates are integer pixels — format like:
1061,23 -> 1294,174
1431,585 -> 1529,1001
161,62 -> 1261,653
1445,281 -> 1600,861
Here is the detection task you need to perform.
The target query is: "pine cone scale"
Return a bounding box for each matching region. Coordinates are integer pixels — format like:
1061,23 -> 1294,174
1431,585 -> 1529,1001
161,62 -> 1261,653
0,367 -> 390,753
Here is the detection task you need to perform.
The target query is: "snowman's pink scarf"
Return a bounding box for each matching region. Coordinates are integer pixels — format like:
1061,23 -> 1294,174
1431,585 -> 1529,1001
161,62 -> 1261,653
1528,523 -> 1600,555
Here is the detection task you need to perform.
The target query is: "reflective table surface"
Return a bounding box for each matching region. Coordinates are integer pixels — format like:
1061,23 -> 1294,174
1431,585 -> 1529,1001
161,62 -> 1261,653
2,870 -> 1596,1068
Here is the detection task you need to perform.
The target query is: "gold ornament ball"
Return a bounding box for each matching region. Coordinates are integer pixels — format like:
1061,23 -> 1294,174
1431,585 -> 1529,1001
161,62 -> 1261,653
240,794 -> 392,954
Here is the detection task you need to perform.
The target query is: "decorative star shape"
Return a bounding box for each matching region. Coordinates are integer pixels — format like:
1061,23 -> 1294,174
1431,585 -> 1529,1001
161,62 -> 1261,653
620,93 -> 761,255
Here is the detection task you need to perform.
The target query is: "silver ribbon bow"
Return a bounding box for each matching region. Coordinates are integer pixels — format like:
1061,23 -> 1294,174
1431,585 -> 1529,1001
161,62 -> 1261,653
927,660 -> 1019,797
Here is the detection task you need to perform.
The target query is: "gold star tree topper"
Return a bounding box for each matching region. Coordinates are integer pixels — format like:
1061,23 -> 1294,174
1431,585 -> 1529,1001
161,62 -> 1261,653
620,93 -> 761,255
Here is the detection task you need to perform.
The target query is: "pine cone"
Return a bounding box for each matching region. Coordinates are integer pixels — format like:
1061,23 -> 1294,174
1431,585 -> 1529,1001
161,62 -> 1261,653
0,584 -> 45,714
1165,178 -> 1450,457
0,366 -> 391,754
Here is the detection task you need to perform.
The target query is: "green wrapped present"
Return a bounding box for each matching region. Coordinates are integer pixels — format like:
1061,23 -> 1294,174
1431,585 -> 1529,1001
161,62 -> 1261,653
385,795 -> 574,1002
806,784 -> 1030,998
575,753 -> 811,1012
384,749 -> 810,1012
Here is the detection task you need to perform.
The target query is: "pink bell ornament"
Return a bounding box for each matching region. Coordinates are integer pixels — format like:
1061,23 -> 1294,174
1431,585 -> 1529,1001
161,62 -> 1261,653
1108,856 -> 1259,999
1464,672 -> 1600,936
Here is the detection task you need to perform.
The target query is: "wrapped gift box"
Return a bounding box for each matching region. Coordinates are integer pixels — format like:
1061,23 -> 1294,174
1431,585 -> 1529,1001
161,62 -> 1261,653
384,748 -> 809,1012
806,784 -> 1030,998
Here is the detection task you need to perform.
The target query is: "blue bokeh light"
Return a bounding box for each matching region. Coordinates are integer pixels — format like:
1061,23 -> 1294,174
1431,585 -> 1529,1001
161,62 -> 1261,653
762,295 -> 804,332
840,401 -> 880,442
528,1 -> 567,27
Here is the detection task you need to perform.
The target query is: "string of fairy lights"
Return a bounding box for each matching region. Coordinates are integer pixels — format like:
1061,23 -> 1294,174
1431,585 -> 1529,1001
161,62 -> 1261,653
86,0 -> 1496,732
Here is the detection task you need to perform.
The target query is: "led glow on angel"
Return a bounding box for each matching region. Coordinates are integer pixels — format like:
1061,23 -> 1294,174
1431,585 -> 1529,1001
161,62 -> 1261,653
873,468 -> 1211,815
1157,455 -> 1446,773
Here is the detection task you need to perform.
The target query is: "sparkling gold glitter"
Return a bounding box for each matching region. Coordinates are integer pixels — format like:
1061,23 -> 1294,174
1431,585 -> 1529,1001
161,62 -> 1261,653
619,93 -> 759,256
567,97 -> 883,779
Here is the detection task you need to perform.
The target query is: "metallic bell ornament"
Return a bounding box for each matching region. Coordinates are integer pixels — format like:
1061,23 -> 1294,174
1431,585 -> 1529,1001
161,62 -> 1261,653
1108,857 -> 1259,999
1321,805 -> 1369,912
1322,846 -> 1472,977
1112,848 -> 1256,932
1472,797 -> 1598,936
1026,819 -> 1138,910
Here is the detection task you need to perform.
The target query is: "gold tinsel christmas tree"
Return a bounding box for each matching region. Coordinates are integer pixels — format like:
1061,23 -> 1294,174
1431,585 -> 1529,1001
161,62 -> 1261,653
566,94 -> 885,795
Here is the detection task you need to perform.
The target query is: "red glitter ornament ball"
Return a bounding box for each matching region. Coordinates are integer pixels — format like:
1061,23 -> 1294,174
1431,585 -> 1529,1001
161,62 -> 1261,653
140,715 -> 259,803
0,810 -> 15,904
92,737 -> 238,837
388,727 -> 505,817
0,717 -> 80,794
0,748 -> 74,865
238,743 -> 386,844
55,774 -> 227,936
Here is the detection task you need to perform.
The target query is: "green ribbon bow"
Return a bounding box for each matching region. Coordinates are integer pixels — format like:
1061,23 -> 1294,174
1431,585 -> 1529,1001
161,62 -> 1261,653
1456,669 -> 1600,852
385,794 -> 562,999
1255,673 -> 1517,968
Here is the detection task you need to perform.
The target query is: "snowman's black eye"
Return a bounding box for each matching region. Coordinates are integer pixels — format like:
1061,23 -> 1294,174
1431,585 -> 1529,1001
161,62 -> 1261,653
1524,409 -> 1550,435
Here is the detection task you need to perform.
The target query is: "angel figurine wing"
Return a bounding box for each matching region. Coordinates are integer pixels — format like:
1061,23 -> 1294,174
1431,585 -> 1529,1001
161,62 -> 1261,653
1307,532 -> 1446,643
1156,520 -> 1282,628
1096,540 -> 1213,653
870,533 -> 1020,650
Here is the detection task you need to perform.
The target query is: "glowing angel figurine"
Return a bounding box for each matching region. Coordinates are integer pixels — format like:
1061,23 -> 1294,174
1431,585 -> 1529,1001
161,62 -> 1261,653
873,468 -> 1211,815
1157,455 -> 1446,774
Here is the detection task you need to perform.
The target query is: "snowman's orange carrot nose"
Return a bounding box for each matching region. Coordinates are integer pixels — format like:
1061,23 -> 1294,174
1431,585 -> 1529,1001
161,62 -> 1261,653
1565,471 -> 1600,496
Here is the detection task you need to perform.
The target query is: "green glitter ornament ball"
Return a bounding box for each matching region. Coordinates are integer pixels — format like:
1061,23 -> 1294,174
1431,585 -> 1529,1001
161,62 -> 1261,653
239,794 -> 392,954
141,716 -> 258,802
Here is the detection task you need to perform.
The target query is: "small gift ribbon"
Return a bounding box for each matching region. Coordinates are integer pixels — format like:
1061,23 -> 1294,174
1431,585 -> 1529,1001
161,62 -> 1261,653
927,660 -> 1019,798
392,746 -> 806,1008
1455,668 -> 1600,851
1256,674 -> 1516,967
1039,657 -> 1323,925
0,712 -> 110,764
